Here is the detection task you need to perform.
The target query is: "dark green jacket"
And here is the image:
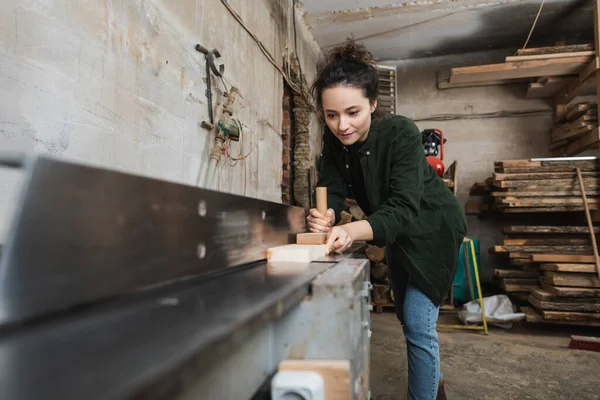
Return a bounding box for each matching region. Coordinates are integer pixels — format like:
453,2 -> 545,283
316,114 -> 467,306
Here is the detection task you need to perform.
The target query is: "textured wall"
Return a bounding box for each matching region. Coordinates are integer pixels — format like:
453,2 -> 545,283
0,0 -> 322,243
393,50 -> 554,281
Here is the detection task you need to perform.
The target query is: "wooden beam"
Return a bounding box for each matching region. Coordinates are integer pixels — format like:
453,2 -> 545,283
516,44 -> 595,56
506,51 -> 595,63
596,0 -> 600,153
541,263 -> 598,273
449,57 -> 590,84
532,254 -> 596,263
543,271 -> 600,288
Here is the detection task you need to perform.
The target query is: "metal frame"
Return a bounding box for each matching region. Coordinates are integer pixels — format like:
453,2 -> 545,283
0,154 -> 372,399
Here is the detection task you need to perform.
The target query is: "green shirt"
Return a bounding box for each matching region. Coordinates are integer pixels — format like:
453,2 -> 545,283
315,114 -> 467,305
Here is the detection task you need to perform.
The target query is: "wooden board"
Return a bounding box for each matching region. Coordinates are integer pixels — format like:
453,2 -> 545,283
503,238 -> 592,246
565,127 -> 600,156
542,271 -> 600,288
492,245 -> 593,254
493,178 -> 599,189
539,309 -> 600,321
540,282 -> 600,297
498,198 -> 599,207
541,263 -> 598,273
449,57 -> 591,84
491,190 -> 600,197
531,254 -> 596,263
493,171 -> 600,181
530,288 -> 600,303
566,103 -> 595,121
501,283 -> 538,292
516,44 -> 594,56
506,51 -> 595,62
501,206 -> 598,213
521,305 -> 600,326
278,359 -> 351,400
528,295 -> 600,312
494,269 -> 540,278
504,225 -> 600,234
296,233 -> 327,245
267,244 -> 326,263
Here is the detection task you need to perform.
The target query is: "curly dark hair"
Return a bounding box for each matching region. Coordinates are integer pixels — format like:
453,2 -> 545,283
311,38 -> 386,122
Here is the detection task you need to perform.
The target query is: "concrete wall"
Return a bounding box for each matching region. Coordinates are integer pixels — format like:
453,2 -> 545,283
393,50 -> 554,281
0,0 -> 322,243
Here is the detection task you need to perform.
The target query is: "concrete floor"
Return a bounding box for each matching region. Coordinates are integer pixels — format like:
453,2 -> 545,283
370,312 -> 600,400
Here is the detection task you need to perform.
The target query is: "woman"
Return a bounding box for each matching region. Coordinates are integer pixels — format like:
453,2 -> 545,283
307,38 -> 467,400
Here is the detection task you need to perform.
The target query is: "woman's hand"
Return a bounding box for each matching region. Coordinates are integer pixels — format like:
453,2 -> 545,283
326,226 -> 354,255
307,208 -> 335,233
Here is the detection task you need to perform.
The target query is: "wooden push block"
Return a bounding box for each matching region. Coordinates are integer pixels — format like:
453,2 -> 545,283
267,244 -> 326,263
278,359 -> 351,400
296,232 -> 327,245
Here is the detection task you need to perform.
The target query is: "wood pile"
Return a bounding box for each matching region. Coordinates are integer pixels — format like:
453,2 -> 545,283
490,225 -> 600,325
527,259 -> 600,327
438,44 -> 594,89
551,102 -> 599,156
490,158 -> 600,213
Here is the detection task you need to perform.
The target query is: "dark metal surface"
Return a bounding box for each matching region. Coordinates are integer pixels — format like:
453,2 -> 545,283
0,155 -> 305,328
312,242 -> 368,263
0,260 -> 335,400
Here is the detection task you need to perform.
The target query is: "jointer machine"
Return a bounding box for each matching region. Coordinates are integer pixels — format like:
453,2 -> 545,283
0,153 -> 372,399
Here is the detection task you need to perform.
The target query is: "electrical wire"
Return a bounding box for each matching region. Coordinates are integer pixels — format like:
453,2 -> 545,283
219,0 -> 305,96
521,0 -> 545,50
292,0 -> 304,94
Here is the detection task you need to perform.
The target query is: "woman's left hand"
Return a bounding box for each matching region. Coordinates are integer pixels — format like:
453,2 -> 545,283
325,226 -> 354,255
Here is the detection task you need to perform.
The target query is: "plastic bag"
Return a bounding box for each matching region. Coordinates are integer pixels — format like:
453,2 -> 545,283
457,294 -> 525,329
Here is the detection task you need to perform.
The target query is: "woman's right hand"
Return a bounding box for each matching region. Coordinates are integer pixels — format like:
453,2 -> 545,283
307,208 -> 335,233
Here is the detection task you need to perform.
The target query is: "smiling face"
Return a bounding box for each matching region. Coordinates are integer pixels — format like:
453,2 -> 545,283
322,85 -> 377,146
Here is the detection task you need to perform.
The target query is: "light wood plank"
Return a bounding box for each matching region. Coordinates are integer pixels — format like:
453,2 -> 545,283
540,309 -> 600,321
267,244 -> 326,263
540,281 -> 600,297
296,233 -> 327,245
506,51 -> 595,62
449,57 -> 591,84
543,271 -> 600,288
493,171 -> 599,181
278,360 -> 351,400
522,305 -> 600,326
516,44 -> 594,56
503,226 -> 600,234
528,295 -> 600,312
541,263 -> 598,273
531,254 -> 596,263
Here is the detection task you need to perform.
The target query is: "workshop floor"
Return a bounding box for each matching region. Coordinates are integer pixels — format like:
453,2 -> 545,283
370,312 -> 600,400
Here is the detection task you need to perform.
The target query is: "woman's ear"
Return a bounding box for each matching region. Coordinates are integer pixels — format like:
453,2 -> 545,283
370,100 -> 378,113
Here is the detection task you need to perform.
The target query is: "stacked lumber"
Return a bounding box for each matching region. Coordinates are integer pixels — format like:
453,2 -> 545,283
490,225 -> 600,324
465,178 -> 493,215
491,158 -> 600,213
438,44 -> 594,89
526,260 -> 600,326
343,199 -> 394,312
550,102 -> 599,156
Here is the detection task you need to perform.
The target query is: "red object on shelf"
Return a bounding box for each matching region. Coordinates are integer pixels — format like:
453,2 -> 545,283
426,129 -> 445,177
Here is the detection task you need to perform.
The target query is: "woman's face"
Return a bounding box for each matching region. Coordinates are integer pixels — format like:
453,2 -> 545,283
321,85 -> 376,146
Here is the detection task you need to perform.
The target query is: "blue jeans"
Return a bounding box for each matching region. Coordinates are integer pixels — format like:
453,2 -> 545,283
386,250 -> 441,399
